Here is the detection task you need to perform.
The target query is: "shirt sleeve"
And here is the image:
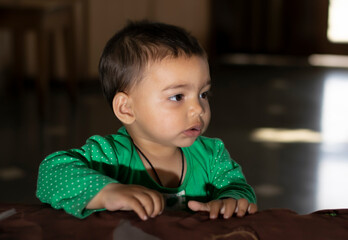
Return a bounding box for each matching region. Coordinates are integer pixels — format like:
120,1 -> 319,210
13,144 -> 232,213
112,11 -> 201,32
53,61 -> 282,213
36,135 -> 119,219
209,139 -> 257,204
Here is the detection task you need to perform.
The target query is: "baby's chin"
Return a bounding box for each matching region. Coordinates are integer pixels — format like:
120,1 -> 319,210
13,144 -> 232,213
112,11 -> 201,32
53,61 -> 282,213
177,136 -> 201,148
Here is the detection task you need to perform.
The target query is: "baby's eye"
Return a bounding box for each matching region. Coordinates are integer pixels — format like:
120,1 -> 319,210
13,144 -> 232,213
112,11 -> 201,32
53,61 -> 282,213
169,94 -> 184,102
200,91 -> 210,99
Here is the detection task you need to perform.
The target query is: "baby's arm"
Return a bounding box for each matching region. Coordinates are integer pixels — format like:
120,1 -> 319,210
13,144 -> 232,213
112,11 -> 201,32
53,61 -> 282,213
86,183 -> 164,220
36,149 -> 116,218
36,135 -> 163,219
188,139 -> 257,219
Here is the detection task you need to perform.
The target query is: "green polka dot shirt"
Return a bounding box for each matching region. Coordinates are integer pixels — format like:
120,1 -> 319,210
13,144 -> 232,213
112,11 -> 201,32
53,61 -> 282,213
36,127 -> 256,218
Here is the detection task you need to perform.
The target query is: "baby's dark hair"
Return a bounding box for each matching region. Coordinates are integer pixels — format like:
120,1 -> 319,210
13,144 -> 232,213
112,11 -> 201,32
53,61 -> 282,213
99,20 -> 207,107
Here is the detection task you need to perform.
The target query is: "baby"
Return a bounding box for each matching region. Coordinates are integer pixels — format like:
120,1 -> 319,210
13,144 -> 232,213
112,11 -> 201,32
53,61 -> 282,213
36,21 -> 257,221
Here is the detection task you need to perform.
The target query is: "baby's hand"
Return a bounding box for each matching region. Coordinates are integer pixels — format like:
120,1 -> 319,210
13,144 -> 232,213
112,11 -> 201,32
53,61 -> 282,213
188,198 -> 257,219
87,183 -> 164,221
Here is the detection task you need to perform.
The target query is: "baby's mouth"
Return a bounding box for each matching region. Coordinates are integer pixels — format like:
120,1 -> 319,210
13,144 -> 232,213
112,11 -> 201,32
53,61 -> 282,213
183,125 -> 202,137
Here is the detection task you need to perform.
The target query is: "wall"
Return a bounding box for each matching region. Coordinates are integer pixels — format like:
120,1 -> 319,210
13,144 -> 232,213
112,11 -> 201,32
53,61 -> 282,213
0,0 -> 211,82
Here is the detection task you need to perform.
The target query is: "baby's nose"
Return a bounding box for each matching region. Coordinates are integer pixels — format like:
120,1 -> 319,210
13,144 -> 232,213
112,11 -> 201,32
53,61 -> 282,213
189,99 -> 204,117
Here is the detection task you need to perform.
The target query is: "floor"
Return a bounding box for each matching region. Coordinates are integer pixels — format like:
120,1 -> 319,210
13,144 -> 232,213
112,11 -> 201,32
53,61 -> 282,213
1,63 -> 348,214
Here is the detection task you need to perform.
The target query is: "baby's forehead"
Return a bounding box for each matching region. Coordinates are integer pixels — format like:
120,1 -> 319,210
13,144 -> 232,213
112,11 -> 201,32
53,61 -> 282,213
146,54 -> 207,73
145,55 -> 208,69
132,55 -> 210,88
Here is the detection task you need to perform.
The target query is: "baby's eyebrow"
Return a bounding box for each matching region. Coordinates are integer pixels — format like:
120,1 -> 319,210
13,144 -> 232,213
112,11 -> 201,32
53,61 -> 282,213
162,84 -> 189,92
200,80 -> 212,90
205,80 -> 212,87
162,80 -> 211,92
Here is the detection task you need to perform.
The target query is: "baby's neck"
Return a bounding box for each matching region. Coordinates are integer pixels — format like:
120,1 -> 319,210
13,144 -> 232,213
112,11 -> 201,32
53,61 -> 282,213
132,139 -> 185,188
131,138 -> 178,161
136,144 -> 179,162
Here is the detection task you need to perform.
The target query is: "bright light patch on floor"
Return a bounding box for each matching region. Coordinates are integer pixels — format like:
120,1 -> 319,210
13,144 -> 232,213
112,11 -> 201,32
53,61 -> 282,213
327,0 -> 348,43
316,157 -> 348,210
321,76 -> 348,144
317,74 -> 348,210
251,128 -> 322,143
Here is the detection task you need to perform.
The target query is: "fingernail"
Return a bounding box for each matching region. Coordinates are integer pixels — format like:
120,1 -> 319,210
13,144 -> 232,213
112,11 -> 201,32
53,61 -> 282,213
143,216 -> 148,221
234,206 -> 239,213
248,205 -> 251,213
220,206 -> 225,214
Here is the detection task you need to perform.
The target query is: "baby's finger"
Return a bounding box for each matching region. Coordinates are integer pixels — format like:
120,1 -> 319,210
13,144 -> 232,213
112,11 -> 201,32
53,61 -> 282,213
187,200 -> 209,212
209,200 -> 223,219
135,192 -> 155,218
127,197 -> 149,221
160,193 -> 165,213
147,191 -> 164,217
221,198 -> 237,219
248,203 -> 258,214
235,198 -> 249,217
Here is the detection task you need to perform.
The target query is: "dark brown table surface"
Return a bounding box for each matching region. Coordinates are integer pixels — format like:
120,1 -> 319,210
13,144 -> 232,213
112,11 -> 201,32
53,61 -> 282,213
1,203 -> 348,240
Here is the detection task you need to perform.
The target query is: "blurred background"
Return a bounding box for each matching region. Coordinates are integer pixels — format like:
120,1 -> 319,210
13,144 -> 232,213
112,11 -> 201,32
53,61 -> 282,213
0,0 -> 348,214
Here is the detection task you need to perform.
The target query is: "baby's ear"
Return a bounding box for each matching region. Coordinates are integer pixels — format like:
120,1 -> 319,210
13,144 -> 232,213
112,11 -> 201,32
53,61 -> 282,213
112,92 -> 135,125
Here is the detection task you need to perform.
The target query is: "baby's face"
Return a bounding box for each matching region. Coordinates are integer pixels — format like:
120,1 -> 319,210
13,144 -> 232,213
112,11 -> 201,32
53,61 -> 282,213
128,55 -> 211,148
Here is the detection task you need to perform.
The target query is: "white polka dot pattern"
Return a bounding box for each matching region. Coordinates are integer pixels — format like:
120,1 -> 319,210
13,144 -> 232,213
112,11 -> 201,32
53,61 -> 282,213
36,135 -> 119,218
36,128 -> 256,219
208,139 -> 256,203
